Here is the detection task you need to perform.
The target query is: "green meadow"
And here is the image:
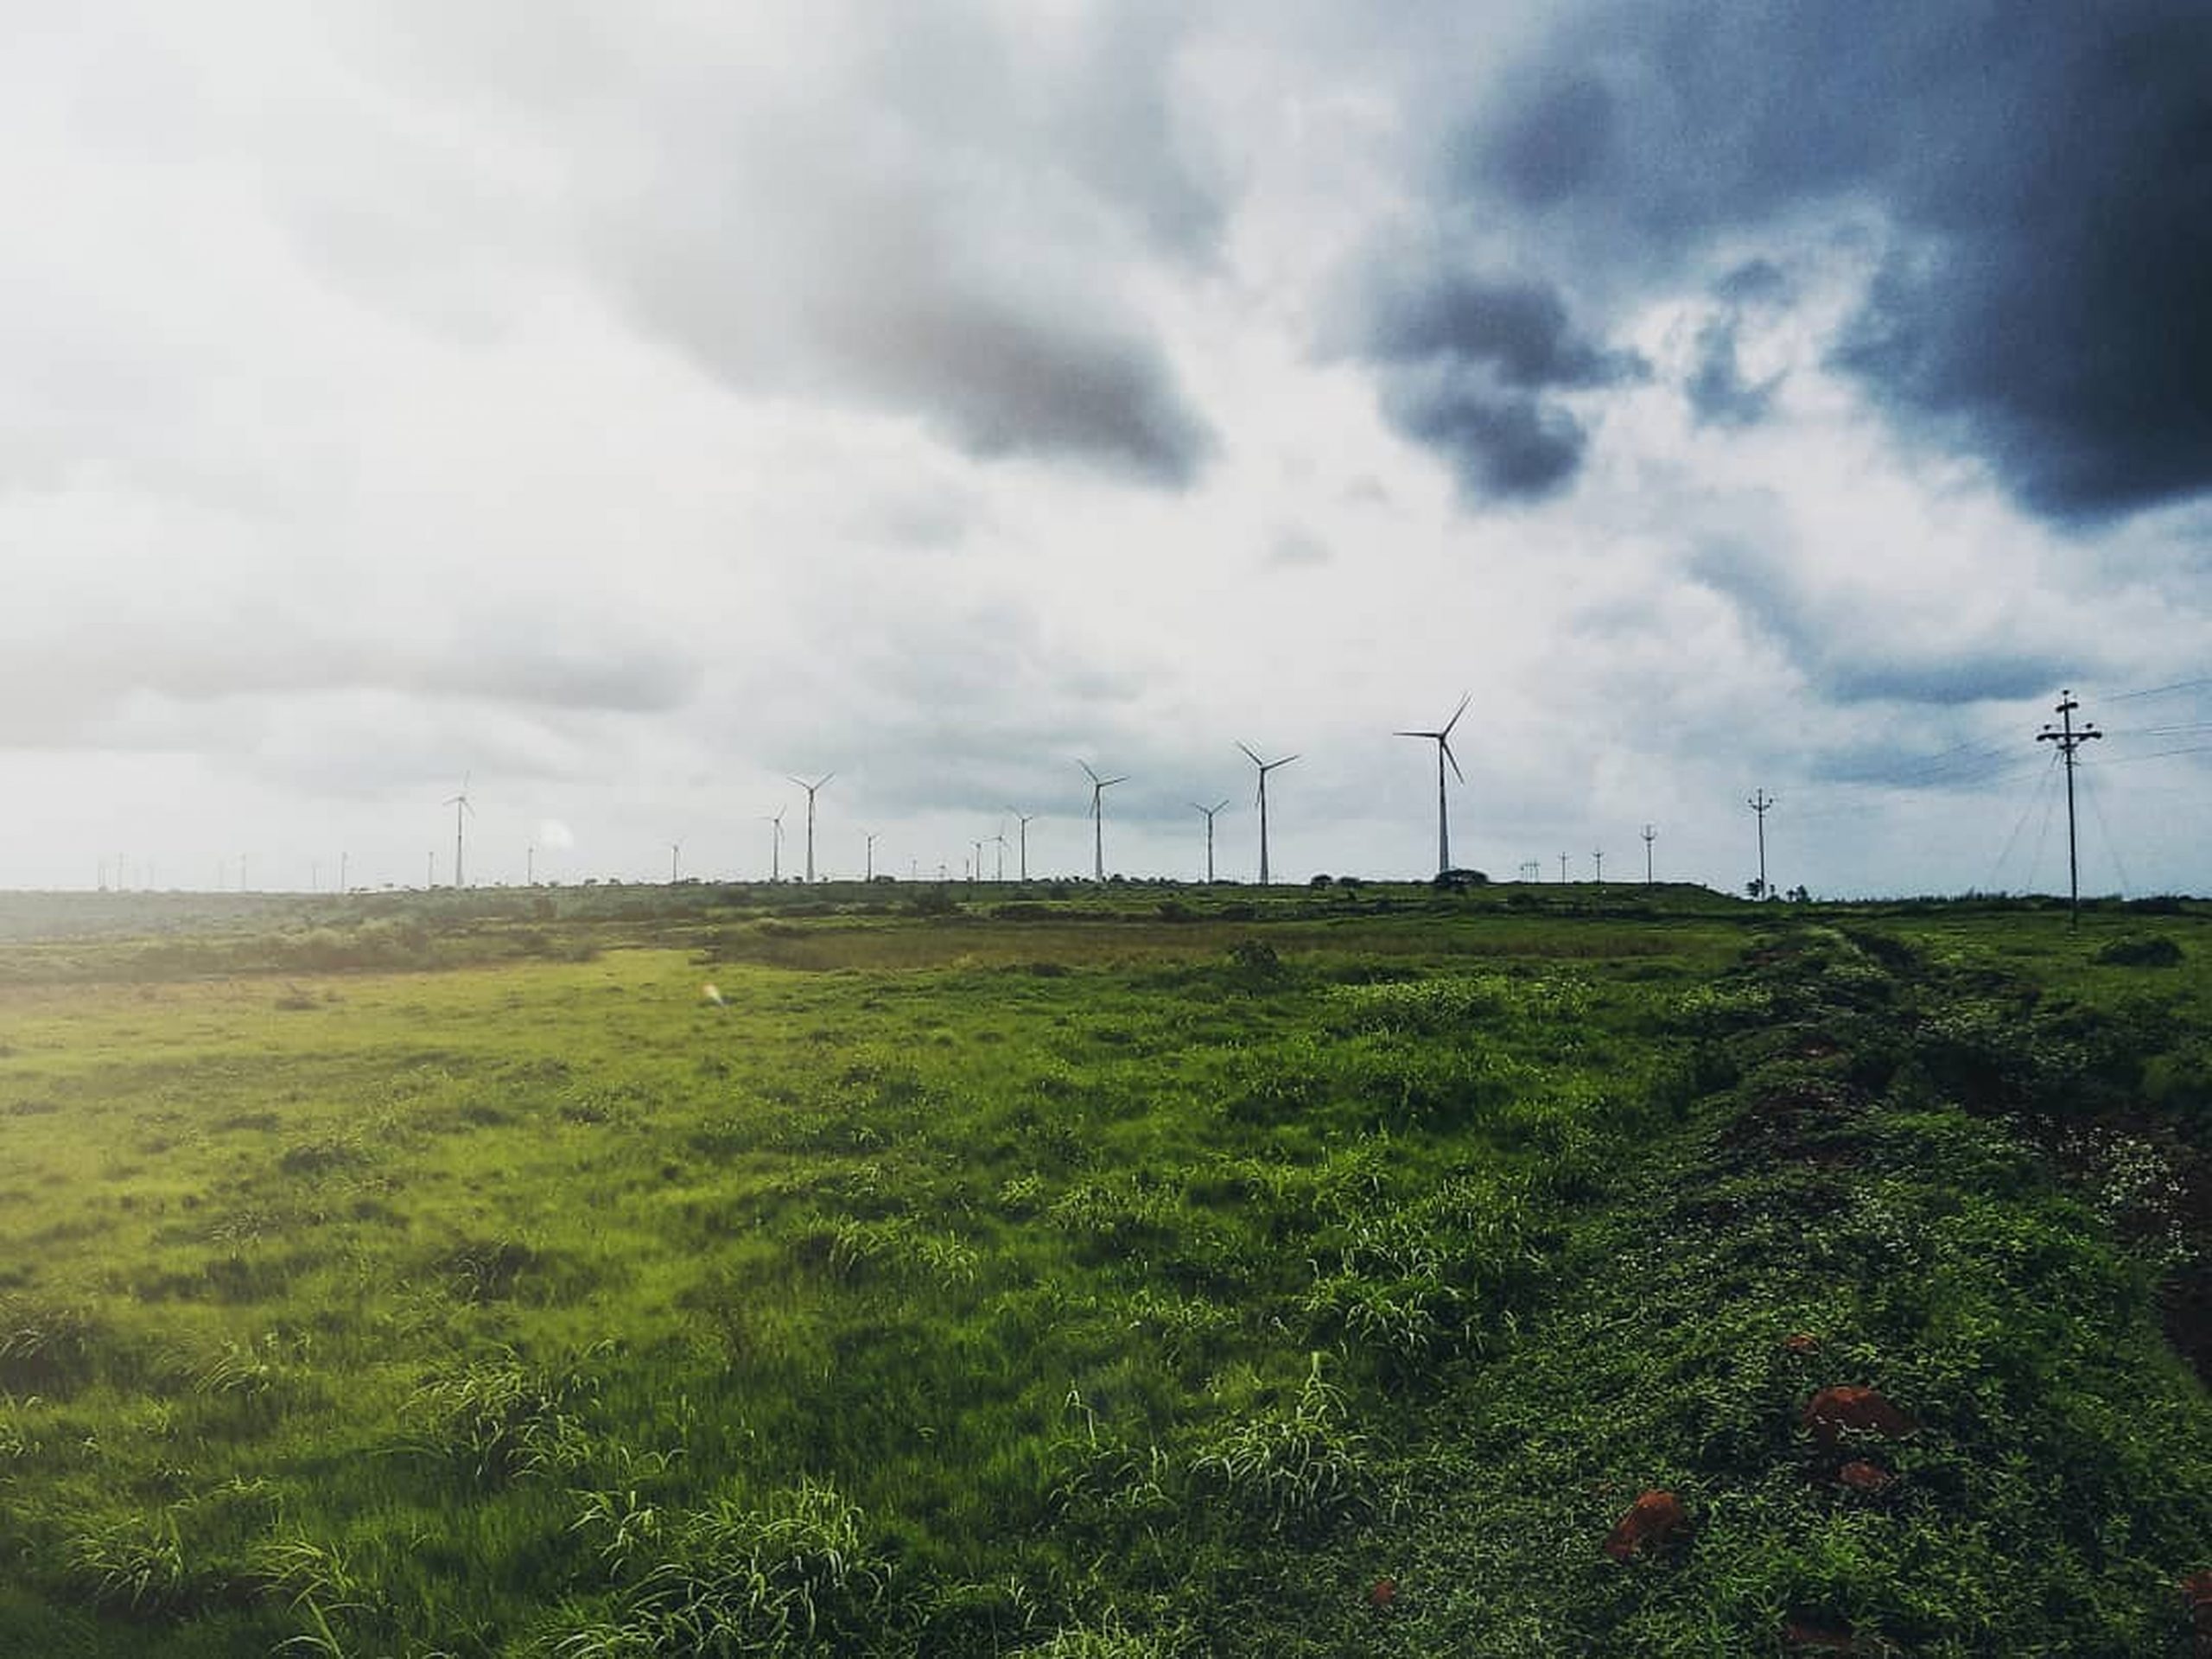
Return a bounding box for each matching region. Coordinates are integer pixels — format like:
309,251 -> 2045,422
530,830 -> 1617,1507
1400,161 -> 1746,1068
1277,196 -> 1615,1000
0,883 -> 2207,1655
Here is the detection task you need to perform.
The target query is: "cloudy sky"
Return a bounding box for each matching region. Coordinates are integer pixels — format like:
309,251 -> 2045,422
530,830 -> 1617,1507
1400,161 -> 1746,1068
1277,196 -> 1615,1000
5,1 -> 2209,897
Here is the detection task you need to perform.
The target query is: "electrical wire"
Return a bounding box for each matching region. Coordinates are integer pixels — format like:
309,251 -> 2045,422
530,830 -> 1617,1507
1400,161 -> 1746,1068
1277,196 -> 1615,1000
1985,749 -> 2060,893
2104,676 -> 2212,702
2078,763 -> 2131,898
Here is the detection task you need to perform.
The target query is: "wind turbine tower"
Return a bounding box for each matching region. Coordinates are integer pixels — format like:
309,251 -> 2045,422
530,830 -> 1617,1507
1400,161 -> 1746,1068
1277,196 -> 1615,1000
1078,761 -> 1127,883
787,774 -> 834,883
1009,810 -> 1037,881
1395,694 -> 1470,877
1192,799 -> 1230,883
671,842 -> 682,883
446,774 -> 474,888
763,810 -> 785,882
1237,743 -> 1299,885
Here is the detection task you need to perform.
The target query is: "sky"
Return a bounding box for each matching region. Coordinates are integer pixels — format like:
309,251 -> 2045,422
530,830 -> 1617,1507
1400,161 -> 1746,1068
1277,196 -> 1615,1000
4,1 -> 2209,898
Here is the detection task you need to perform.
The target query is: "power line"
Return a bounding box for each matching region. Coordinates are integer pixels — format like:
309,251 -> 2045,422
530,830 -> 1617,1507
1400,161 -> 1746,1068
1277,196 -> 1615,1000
2105,676 -> 2212,702
2078,762 -> 2131,899
1985,748 -> 2061,892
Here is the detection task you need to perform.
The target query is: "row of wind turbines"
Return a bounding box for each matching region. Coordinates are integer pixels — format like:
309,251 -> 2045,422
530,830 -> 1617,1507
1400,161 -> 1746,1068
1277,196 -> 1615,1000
429,695 -> 1481,890
1067,694 -> 1471,884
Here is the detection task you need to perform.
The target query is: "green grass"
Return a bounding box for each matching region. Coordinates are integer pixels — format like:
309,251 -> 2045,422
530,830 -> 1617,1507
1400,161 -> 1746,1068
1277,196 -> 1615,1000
0,887 -> 2205,1653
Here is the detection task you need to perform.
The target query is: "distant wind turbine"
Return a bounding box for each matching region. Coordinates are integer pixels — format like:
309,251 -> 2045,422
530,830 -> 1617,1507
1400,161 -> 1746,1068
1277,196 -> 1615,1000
993,829 -> 1007,882
1192,799 -> 1230,883
1237,743 -> 1299,885
787,773 -> 834,883
763,810 -> 785,881
1078,761 -> 1127,883
1009,810 -> 1037,881
864,831 -> 879,882
1395,694 -> 1470,877
671,841 -> 683,883
445,773 -> 474,888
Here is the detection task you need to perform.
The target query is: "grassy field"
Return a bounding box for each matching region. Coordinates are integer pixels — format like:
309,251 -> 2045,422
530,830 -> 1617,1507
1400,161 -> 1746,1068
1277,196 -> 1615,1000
0,883 -> 2207,1655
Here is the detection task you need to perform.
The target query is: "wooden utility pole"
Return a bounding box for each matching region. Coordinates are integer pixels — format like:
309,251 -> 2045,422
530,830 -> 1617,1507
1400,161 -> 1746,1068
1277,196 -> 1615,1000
1747,790 -> 1775,898
2037,690 -> 2102,928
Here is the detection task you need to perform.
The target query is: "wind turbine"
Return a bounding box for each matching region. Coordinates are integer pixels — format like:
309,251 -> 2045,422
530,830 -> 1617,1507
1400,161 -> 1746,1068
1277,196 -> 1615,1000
1078,761 -> 1127,883
763,810 -> 785,881
1395,694 -> 1470,877
970,837 -> 985,883
445,773 -> 474,888
864,832 -> 879,882
1237,743 -> 1299,885
671,842 -> 683,883
1008,810 -> 1037,881
787,774 -> 834,883
1192,799 -> 1230,883
993,828 -> 1007,882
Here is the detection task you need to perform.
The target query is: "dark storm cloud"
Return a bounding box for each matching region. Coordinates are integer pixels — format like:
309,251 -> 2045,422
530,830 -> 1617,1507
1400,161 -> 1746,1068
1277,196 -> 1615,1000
1454,0 -> 2212,518
1353,270 -> 1644,501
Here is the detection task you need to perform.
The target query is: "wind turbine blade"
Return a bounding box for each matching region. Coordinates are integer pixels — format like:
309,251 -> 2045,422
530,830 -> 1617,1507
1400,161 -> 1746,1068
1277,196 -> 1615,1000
1078,760 -> 1101,785
816,773 -> 835,790
1102,775 -> 1128,789
1278,753 -> 1300,768
1393,728 -> 1440,740
1442,738 -> 1465,784
1236,741 -> 1263,766
1213,799 -> 1230,814
1441,692 -> 1471,739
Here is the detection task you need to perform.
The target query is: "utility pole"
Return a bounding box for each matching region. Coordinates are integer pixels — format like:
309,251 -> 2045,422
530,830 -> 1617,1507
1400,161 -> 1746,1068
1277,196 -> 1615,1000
1747,790 -> 1775,898
2037,690 -> 2102,928
1592,849 -> 1603,887
1642,823 -> 1656,886
1559,851 -> 1569,883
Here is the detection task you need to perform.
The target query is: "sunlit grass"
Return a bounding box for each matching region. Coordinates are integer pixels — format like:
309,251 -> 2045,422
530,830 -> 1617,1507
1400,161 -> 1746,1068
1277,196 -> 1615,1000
0,890 -> 2203,1652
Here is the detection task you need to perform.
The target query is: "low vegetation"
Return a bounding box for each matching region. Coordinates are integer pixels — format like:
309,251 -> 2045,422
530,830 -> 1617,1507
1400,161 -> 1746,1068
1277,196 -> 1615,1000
0,884 -> 2205,1654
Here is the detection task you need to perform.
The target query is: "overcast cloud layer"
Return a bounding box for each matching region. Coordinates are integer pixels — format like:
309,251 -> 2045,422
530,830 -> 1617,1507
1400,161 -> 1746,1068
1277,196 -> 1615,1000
3,2 -> 2207,898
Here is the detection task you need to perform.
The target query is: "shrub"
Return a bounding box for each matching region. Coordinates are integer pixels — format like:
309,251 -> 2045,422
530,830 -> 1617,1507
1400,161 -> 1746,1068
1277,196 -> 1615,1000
2093,934 -> 2183,968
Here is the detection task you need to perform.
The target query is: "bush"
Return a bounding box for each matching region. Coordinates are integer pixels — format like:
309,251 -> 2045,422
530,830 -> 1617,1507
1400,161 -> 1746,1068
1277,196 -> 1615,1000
2094,934 -> 2183,968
